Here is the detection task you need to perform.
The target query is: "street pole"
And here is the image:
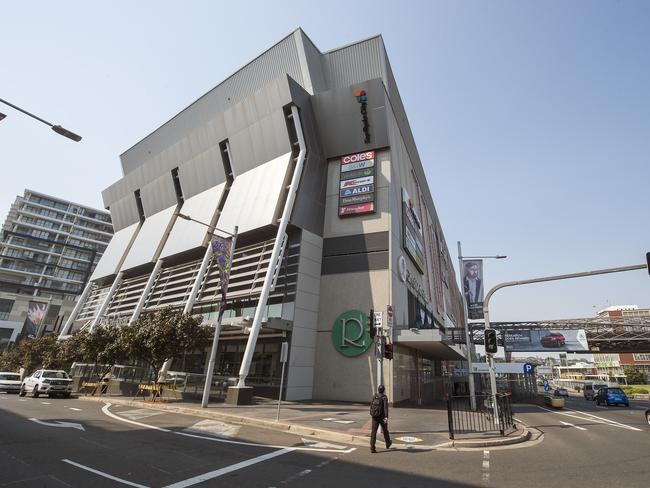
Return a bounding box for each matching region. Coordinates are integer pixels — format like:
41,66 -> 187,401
482,262 -> 647,426
276,341 -> 289,421
201,227 -> 238,409
374,311 -> 383,388
457,242 -> 477,410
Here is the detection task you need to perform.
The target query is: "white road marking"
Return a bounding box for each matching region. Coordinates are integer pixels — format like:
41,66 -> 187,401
560,421 -> 587,431
332,420 -> 355,424
69,407 -> 82,411
101,403 -> 355,453
535,406 -> 642,432
184,419 -> 240,438
29,418 -> 85,431
162,448 -> 294,488
301,438 -> 347,450
61,459 -> 149,488
119,409 -> 165,421
481,450 -> 490,485
41,402 -> 51,405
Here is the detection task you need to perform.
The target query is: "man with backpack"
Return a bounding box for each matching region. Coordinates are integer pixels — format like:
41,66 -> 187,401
369,384 -> 392,453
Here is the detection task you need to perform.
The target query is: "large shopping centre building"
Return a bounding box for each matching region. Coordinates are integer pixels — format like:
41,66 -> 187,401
60,29 -> 468,405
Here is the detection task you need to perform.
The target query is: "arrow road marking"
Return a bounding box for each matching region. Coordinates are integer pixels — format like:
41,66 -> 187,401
29,418 -> 85,431
301,438 -> 347,450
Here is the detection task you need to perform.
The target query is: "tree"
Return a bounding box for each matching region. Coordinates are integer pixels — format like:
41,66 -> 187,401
0,334 -> 77,374
623,365 -> 647,384
123,307 -> 211,382
72,326 -> 128,384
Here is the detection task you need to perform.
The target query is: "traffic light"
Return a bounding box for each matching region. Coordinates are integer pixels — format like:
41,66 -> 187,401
485,329 -> 498,355
384,342 -> 394,360
646,252 -> 650,275
369,309 -> 375,338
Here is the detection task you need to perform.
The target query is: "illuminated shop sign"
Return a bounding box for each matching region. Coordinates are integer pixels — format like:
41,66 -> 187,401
402,188 -> 425,273
338,150 -> 377,218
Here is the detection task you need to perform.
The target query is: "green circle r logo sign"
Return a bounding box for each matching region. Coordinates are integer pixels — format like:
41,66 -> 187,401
331,309 -> 372,357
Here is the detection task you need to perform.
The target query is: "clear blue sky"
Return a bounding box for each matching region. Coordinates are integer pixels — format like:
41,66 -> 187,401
1,1 -> 648,322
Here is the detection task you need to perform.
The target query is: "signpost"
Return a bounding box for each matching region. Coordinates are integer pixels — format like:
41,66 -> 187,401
276,342 -> 289,422
374,311 -> 383,388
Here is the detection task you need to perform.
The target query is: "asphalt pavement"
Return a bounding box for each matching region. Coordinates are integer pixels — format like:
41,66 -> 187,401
1,392 -> 649,487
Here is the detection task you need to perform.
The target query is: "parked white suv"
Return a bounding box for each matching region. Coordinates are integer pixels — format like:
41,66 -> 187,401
19,369 -> 73,398
0,372 -> 22,393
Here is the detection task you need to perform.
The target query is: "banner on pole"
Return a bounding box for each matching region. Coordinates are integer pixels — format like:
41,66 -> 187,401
462,259 -> 484,319
211,236 -> 233,302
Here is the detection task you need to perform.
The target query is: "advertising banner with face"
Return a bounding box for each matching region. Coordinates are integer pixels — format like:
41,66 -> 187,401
462,259 -> 484,319
20,301 -> 48,340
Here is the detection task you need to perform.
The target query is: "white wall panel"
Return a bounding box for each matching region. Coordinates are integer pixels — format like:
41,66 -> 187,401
90,222 -> 140,281
217,152 -> 292,235
140,173 -> 177,217
160,183 -> 226,260
120,205 -> 177,271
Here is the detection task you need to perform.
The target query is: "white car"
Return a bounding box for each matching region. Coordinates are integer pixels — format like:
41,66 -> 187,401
0,372 -> 22,393
19,369 -> 73,398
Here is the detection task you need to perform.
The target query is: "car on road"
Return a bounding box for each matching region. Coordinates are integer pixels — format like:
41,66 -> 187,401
646,409 -> 650,426
554,388 -> 569,398
540,333 -> 566,348
19,369 -> 73,398
584,382 -> 607,401
0,372 -> 22,393
595,387 -> 629,407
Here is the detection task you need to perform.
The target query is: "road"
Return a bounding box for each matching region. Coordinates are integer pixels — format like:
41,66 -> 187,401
0,393 -> 648,487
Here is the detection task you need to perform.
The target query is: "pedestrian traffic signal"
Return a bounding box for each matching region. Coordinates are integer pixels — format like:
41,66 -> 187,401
646,252 -> 650,275
485,329 -> 498,355
384,342 -> 393,360
369,309 -> 375,338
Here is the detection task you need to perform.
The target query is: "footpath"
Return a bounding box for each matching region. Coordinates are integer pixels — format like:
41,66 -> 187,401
79,395 -> 531,450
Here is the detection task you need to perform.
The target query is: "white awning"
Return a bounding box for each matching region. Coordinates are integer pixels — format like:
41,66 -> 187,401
217,152 -> 292,235
90,222 -> 140,281
120,205 -> 177,271
159,183 -> 226,260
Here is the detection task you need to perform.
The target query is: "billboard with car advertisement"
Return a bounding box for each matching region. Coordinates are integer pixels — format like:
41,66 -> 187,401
504,329 -> 589,352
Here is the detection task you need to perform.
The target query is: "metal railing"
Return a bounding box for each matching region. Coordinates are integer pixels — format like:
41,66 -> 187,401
447,393 -> 515,439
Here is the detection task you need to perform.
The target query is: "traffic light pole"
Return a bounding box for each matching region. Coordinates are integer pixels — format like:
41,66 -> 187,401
482,261 -> 648,426
457,242 -> 477,410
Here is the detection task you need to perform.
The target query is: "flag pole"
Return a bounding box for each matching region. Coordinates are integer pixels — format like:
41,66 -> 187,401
201,226 -> 238,408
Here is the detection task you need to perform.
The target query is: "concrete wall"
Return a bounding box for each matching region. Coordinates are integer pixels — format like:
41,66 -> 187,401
313,269 -> 391,403
285,229 -> 323,400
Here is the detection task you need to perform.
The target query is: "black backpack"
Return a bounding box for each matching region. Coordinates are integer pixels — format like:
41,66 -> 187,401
369,394 -> 383,418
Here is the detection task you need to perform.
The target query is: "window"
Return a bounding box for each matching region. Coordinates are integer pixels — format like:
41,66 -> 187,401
633,353 -> 650,361
0,299 -> 13,320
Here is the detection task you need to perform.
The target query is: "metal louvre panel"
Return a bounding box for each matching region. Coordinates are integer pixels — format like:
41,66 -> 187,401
90,222 -> 140,281
108,194 -> 140,232
217,152 -> 292,235
77,286 -> 109,321
119,34 -> 303,176
160,183 -> 226,260
120,205 -> 177,271
140,173 -> 177,217
178,145 -> 226,198
104,275 -> 149,316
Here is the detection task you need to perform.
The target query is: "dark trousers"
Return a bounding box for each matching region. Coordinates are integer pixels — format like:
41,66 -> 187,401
370,417 -> 391,450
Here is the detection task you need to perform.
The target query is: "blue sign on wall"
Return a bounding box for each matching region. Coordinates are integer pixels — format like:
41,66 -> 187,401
523,363 -> 535,375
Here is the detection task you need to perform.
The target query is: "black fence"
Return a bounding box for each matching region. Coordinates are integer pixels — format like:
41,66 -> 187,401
447,393 -> 515,439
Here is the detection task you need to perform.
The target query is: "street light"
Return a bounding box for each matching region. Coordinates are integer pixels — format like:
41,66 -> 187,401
457,242 -> 507,411
0,97 -> 82,142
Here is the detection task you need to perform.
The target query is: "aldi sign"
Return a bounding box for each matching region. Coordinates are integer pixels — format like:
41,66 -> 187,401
338,151 -> 377,218
340,184 -> 374,197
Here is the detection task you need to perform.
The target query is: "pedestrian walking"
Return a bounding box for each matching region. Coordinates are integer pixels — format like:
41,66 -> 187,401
369,384 -> 392,453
